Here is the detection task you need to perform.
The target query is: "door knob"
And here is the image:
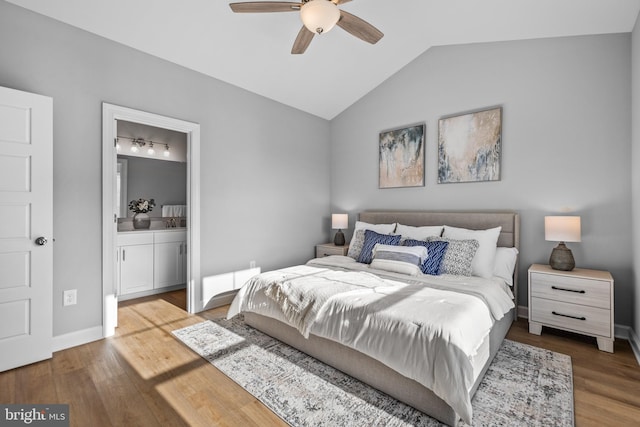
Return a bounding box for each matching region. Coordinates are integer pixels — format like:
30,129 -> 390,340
35,236 -> 48,246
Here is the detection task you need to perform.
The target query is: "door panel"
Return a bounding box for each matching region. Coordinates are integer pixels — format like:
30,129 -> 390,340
0,203 -> 30,239
0,155 -> 30,191
0,86 -> 53,372
0,251 -> 30,290
0,300 -> 29,339
0,103 -> 31,143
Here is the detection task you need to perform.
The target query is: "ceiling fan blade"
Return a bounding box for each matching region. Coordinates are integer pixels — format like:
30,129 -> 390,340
229,2 -> 301,13
334,0 -> 353,4
291,26 -> 315,54
337,10 -> 383,44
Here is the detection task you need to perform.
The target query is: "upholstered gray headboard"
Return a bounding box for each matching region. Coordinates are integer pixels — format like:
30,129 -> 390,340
358,211 -> 519,249
358,210 -> 520,314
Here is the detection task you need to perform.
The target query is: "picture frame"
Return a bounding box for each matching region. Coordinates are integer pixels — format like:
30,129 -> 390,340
379,123 -> 425,189
438,107 -> 502,184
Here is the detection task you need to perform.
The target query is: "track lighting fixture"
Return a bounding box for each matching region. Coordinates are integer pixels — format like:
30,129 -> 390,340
116,136 -> 171,158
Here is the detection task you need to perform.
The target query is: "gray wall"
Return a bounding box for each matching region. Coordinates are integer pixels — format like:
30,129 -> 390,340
120,156 -> 187,218
632,16 -> 640,337
1,0 -> 636,337
331,34 -> 633,326
0,1 -> 330,336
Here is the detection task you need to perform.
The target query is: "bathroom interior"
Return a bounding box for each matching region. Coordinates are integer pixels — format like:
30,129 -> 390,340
115,119 -> 188,301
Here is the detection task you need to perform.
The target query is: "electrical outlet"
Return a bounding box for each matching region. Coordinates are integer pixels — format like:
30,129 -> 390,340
63,289 -> 77,306
250,260 -> 256,269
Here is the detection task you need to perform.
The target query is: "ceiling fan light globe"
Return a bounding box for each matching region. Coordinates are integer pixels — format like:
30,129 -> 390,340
301,0 -> 340,35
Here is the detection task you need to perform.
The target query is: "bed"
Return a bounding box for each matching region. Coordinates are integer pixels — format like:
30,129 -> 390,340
227,211 -> 519,426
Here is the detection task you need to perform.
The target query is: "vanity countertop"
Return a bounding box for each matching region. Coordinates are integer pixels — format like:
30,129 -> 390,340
117,227 -> 186,233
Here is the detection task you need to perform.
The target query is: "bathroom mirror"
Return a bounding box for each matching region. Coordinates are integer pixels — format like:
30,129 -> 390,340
116,154 -> 187,220
115,120 -> 187,220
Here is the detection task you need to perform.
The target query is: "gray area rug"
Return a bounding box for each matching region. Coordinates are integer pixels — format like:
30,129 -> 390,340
172,318 -> 574,426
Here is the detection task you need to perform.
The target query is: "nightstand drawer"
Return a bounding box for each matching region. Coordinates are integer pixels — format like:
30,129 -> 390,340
530,297 -> 611,337
529,271 -> 610,309
316,244 -> 349,257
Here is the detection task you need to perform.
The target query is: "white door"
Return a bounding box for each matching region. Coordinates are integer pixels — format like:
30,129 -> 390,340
0,86 -> 53,372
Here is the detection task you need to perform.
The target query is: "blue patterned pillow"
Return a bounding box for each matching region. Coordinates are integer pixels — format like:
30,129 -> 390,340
357,230 -> 401,264
403,239 -> 449,275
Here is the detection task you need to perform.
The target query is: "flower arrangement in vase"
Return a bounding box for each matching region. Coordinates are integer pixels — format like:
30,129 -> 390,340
129,198 -> 155,229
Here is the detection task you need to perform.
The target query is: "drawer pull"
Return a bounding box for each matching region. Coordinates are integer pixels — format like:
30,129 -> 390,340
552,311 -> 586,321
551,285 -> 585,294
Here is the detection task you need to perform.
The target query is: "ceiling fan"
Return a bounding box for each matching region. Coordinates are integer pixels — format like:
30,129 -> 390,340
229,0 -> 384,54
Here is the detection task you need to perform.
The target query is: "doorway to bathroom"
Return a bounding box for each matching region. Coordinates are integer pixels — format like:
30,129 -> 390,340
102,103 -> 201,337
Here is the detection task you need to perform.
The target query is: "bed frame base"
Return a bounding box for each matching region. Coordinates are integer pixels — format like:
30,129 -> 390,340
244,308 -> 514,426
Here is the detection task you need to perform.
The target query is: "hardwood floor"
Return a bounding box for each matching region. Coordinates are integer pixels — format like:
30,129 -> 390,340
1,289 -> 639,426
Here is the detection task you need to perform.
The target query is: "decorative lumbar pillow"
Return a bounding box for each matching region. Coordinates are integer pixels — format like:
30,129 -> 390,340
395,224 -> 443,241
347,229 -> 366,260
493,247 -> 519,286
357,230 -> 401,264
427,237 -> 479,276
442,225 -> 501,279
370,244 -> 428,276
403,239 -> 449,275
347,221 -> 397,260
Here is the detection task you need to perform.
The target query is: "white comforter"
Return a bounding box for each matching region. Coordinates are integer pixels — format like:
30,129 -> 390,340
227,256 -> 515,423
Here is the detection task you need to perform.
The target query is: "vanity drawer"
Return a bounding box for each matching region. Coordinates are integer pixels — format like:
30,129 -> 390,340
529,271 -> 610,309
154,230 -> 187,243
117,232 -> 153,246
530,297 -> 611,338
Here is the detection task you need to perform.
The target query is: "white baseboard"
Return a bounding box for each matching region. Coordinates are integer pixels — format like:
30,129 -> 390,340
630,329 -> 640,366
118,284 -> 186,302
517,305 -> 528,319
52,326 -> 103,353
201,291 -> 237,311
615,325 -> 640,365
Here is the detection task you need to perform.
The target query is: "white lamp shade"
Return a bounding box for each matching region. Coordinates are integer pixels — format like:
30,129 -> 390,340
300,0 -> 340,34
545,216 -> 581,242
332,213 -> 348,230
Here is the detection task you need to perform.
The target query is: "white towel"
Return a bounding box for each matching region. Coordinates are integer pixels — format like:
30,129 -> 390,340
161,205 -> 187,217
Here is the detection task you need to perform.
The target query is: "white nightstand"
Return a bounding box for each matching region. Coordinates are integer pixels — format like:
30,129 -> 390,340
528,263 -> 614,352
315,243 -> 349,258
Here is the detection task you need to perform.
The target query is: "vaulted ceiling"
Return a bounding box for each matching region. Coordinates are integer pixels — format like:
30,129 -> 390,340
7,0 -> 640,119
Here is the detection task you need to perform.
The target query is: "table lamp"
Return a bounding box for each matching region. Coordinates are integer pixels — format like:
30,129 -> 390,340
332,213 -> 348,246
545,216 -> 581,271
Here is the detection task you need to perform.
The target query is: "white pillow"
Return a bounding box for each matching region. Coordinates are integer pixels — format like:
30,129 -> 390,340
493,247 -> 519,286
442,225 -> 501,279
354,220 -> 396,234
395,224 -> 443,241
370,244 -> 428,276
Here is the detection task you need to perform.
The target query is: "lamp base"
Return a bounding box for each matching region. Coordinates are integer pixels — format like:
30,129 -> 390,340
334,230 -> 345,246
549,242 -> 575,271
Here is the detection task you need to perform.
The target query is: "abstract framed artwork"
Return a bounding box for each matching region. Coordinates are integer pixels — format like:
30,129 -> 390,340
438,107 -> 502,184
379,123 -> 425,189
